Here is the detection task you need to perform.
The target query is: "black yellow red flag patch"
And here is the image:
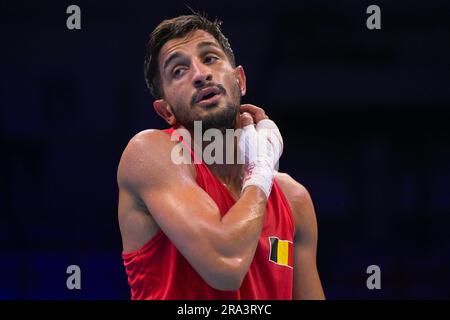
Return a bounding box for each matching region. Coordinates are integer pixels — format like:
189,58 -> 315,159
268,237 -> 293,268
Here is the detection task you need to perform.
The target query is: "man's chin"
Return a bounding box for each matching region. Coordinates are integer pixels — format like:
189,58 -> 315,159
198,102 -> 220,110
202,108 -> 238,132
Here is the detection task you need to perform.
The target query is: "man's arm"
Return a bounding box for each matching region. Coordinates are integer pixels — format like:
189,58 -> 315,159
275,173 -> 325,300
118,128 -> 269,291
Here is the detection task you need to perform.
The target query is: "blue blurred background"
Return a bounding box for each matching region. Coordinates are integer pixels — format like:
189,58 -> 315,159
1,0 -> 449,299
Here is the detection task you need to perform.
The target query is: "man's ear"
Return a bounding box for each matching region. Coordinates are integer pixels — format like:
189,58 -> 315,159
153,99 -> 176,126
235,65 -> 247,96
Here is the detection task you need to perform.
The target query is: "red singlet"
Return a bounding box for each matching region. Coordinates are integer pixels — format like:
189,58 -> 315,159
122,127 -> 295,299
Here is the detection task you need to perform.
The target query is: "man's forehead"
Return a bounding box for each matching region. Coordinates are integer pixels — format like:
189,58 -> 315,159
159,30 -> 220,64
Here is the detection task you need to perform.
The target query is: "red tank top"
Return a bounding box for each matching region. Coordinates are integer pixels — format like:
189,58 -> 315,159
122,127 -> 295,299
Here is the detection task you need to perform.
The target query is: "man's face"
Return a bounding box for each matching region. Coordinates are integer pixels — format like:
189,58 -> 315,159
157,29 -> 242,131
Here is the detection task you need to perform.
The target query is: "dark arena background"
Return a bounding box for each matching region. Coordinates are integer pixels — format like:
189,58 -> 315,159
1,0 -> 449,299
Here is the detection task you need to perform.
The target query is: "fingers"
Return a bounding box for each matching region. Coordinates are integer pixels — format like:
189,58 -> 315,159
240,112 -> 254,127
240,104 -> 269,123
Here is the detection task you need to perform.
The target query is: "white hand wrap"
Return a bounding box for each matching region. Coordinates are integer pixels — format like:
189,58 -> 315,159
239,119 -> 283,199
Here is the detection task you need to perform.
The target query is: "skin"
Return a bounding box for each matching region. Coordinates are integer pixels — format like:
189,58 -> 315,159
117,29 -> 325,298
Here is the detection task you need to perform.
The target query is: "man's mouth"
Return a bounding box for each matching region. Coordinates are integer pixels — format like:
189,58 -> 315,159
195,86 -> 223,103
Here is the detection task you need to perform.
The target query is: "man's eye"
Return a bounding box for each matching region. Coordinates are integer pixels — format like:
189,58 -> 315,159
172,68 -> 186,78
204,55 -> 219,64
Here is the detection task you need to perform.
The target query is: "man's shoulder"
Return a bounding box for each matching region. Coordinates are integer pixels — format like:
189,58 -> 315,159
127,128 -> 172,148
274,172 -> 312,205
274,172 -> 316,226
120,129 -> 172,165
117,128 -> 189,190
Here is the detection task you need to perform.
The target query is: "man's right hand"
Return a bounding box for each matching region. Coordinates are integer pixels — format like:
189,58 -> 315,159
239,104 -> 284,199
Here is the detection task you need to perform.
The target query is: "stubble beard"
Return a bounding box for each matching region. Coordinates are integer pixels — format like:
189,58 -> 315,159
173,82 -> 241,134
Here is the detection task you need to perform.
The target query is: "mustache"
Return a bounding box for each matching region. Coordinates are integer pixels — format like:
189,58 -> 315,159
191,83 -> 226,106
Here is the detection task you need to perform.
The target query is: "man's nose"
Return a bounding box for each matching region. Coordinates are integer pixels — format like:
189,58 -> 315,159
192,59 -> 212,88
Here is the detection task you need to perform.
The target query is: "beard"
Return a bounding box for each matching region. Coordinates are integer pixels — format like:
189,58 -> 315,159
172,81 -> 241,133
197,102 -> 239,132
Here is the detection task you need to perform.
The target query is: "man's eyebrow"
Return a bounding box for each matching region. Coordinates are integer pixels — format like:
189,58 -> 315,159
162,42 -> 222,71
163,52 -> 183,72
197,41 -> 221,51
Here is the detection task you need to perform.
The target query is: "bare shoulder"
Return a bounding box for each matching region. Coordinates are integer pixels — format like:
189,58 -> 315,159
274,172 -> 313,208
274,172 -> 317,236
117,129 -> 194,191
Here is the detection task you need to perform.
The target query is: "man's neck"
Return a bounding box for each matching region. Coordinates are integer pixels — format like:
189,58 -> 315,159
182,125 -> 245,196
203,131 -> 244,193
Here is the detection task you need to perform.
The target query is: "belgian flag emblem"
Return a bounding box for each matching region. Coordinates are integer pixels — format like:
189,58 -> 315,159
268,237 -> 294,268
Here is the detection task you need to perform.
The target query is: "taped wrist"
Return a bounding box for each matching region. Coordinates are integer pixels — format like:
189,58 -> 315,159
239,124 -> 275,199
